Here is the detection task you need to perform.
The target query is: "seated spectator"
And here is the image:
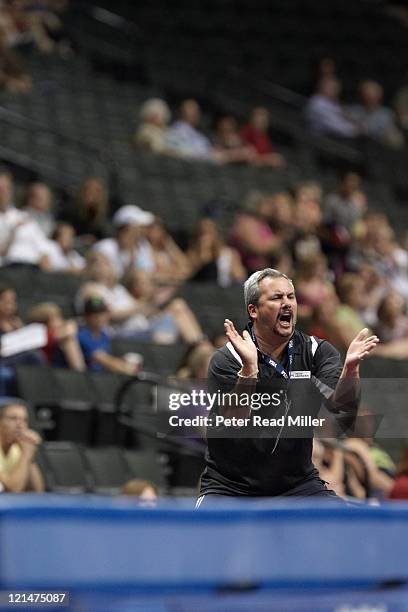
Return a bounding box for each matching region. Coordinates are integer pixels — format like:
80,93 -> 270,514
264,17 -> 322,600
359,222 -> 408,300
135,98 -> 173,154
240,106 -> 286,168
349,80 -> 403,148
176,340 -> 215,380
0,26 -> 31,93
375,292 -> 408,343
343,438 -> 394,499
267,191 -> 296,243
77,297 -> 141,375
61,177 -> 111,245
291,186 -> 324,264
0,285 -> 22,334
323,171 -> 366,234
0,398 -> 44,492
0,285 -> 45,394
28,302 -> 85,371
388,447 -> 408,500
335,273 -> 373,340
307,294 -> 353,352
312,440 -> 345,497
0,172 -> 52,269
305,78 -> 358,138
294,253 -> 336,319
0,169 -> 27,264
213,115 -> 256,164
187,218 -> 246,287
145,218 -> 191,283
46,223 -> 85,274
123,269 -> 204,345
21,182 -> 55,237
122,478 -> 158,501
168,99 -> 220,161
94,205 -> 155,278
229,192 -> 282,273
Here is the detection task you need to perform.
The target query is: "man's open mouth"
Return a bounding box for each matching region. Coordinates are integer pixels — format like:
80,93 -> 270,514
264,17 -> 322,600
278,312 -> 292,327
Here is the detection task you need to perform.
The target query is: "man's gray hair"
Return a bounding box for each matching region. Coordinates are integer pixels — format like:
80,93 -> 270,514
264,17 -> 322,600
244,268 -> 294,312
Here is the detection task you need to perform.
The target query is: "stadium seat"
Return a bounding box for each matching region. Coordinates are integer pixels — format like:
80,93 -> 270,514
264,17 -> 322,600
82,446 -> 131,495
123,449 -> 168,492
51,369 -> 96,444
37,441 -> 93,493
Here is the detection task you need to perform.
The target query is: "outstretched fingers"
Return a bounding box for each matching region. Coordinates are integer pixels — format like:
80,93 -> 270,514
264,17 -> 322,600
224,318 -> 239,338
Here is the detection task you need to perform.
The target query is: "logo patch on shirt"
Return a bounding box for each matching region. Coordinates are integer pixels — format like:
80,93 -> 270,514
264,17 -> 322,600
290,370 -> 311,379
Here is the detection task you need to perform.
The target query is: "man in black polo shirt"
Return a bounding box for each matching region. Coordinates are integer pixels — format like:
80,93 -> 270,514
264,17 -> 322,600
197,268 -> 379,504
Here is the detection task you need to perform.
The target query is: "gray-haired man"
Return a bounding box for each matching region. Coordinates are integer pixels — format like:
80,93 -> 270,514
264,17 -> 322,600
197,268 -> 379,505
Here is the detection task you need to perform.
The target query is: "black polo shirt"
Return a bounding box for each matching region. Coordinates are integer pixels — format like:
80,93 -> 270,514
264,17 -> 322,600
199,329 -> 343,496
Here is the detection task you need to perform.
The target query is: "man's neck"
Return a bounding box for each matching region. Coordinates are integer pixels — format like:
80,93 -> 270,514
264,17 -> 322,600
253,324 -> 292,361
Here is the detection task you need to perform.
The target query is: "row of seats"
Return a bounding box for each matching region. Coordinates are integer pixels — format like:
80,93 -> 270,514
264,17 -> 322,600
37,442 -> 167,495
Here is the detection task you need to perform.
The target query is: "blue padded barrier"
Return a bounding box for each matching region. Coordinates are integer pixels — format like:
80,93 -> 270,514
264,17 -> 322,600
0,495 -> 407,595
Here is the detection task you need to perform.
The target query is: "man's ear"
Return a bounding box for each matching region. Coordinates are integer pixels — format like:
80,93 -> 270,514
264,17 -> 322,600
248,303 -> 257,320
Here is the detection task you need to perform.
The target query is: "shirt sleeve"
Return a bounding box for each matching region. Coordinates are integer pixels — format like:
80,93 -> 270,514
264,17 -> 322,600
311,340 -> 343,400
207,348 -> 241,394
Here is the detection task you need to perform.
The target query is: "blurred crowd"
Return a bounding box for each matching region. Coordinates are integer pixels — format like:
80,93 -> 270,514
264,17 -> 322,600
135,98 -> 287,167
2,162 -> 408,380
0,0 -> 71,92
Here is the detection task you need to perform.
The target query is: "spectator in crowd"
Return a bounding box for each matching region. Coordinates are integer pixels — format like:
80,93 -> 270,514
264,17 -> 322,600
240,106 -> 286,168
0,171 -> 53,269
388,447 -> 408,500
145,218 -> 191,283
176,340 -> 215,380
0,398 -> 44,492
46,223 -> 85,274
168,99 -> 220,161
324,171 -> 366,232
212,115 -> 256,164
21,182 -> 55,237
5,220 -> 52,270
305,78 -> 358,138
307,293 -> 355,352
93,205 -> 155,278
123,268 -> 204,344
358,221 -> 408,300
122,478 -> 158,501
0,285 -> 45,394
28,302 -> 85,370
77,296 -> 141,375
62,177 -> 111,245
0,0 -> 63,53
0,284 -> 22,334
335,273 -> 373,340
291,184 -> 324,263
229,192 -> 282,273
349,80 -> 403,148
294,253 -> 336,319
343,438 -> 394,499
135,98 -> 173,154
0,26 -> 31,93
0,169 -> 26,263
266,191 -> 296,244
375,292 -> 408,343
187,218 -> 246,287
312,440 -> 345,497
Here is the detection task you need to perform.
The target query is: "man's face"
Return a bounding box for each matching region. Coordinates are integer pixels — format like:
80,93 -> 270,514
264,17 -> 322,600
0,404 -> 28,443
249,277 -> 297,338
